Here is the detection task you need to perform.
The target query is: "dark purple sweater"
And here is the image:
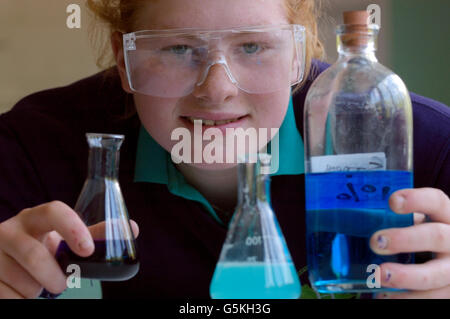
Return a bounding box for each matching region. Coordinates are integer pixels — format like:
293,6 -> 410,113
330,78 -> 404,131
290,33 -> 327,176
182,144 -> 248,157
0,61 -> 449,298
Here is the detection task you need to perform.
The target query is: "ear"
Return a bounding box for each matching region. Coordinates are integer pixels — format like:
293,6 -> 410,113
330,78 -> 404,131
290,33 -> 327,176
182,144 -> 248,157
111,31 -> 133,94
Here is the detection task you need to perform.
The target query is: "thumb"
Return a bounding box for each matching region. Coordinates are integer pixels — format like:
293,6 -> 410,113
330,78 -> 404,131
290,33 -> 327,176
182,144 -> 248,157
88,219 -> 140,240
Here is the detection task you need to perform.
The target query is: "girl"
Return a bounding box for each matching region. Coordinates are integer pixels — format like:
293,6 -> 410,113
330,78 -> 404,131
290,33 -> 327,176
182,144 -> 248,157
0,0 -> 449,299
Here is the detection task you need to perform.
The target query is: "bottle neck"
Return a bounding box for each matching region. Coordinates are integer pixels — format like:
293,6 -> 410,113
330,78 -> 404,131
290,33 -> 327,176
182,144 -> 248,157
336,24 -> 379,62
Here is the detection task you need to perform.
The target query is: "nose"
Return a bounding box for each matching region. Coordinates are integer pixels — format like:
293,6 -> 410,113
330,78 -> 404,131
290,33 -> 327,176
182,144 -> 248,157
192,57 -> 239,104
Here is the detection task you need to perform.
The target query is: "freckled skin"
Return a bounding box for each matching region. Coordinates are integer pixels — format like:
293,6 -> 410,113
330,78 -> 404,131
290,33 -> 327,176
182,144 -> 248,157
115,0 -> 292,171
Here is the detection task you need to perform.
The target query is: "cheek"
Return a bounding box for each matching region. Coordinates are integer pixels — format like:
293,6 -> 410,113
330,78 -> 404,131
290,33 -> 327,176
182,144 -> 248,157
134,95 -> 179,153
249,90 -> 290,130
240,89 -> 290,154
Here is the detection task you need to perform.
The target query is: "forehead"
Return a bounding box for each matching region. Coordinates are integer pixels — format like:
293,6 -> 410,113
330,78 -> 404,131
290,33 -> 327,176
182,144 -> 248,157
134,0 -> 288,30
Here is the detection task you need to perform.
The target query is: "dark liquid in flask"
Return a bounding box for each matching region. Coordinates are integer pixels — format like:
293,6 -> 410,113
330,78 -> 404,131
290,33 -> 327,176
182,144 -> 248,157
56,240 -> 139,281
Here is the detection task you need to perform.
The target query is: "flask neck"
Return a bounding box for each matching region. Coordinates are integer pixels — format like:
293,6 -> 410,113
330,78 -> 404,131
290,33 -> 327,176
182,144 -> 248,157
86,134 -> 124,180
257,174 -> 270,203
237,161 -> 257,206
88,148 -> 120,179
336,24 -> 379,62
237,157 -> 271,206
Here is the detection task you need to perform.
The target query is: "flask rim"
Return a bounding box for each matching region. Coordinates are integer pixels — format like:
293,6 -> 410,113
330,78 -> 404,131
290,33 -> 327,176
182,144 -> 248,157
86,133 -> 125,140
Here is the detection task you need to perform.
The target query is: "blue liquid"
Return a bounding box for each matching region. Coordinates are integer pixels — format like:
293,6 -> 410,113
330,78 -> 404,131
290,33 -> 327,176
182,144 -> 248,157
210,262 -> 301,299
305,170 -> 414,293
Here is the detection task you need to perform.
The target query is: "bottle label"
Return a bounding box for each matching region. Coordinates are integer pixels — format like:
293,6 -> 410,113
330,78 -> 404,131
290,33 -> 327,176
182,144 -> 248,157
310,152 -> 386,173
306,152 -> 412,211
305,170 -> 412,211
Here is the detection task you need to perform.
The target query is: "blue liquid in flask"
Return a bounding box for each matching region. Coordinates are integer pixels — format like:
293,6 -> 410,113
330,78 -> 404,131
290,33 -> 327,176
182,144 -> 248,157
305,170 -> 414,293
210,262 -> 301,299
211,154 -> 301,299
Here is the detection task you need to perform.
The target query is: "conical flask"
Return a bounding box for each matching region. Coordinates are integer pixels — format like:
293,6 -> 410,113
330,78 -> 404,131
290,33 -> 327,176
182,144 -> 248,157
210,153 -> 301,299
56,133 -> 139,281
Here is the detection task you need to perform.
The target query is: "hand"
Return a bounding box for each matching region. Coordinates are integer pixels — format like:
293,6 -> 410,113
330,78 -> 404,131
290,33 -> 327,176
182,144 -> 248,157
0,201 -> 139,299
369,188 -> 450,298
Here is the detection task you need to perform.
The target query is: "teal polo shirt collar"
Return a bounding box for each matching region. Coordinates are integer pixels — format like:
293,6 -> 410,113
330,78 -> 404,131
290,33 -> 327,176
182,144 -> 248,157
134,97 -> 304,224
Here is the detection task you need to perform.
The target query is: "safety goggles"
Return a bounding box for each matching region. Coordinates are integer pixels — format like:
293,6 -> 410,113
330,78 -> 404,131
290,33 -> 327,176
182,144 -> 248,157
123,24 -> 306,97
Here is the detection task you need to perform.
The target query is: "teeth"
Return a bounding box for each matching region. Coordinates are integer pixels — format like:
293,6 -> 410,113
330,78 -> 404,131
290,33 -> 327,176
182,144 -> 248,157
187,117 -> 241,126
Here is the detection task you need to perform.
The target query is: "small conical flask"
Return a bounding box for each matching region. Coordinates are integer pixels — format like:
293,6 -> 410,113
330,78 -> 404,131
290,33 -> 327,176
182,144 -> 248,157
210,153 -> 301,299
56,133 -> 139,281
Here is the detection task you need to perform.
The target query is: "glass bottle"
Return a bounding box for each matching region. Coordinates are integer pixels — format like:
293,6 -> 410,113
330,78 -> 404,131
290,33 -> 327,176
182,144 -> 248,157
210,153 -> 301,299
303,11 -> 414,293
56,133 -> 139,281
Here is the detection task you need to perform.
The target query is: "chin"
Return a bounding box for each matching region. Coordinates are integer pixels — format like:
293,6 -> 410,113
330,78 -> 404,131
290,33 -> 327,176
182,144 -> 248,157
178,161 -> 238,171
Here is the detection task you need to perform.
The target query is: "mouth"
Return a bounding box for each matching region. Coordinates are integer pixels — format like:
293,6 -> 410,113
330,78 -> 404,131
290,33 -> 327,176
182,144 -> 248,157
181,115 -> 247,127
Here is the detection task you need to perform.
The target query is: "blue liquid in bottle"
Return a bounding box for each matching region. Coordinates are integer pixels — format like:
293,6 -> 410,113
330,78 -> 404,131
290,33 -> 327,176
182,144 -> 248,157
305,170 -> 414,293
210,262 -> 301,299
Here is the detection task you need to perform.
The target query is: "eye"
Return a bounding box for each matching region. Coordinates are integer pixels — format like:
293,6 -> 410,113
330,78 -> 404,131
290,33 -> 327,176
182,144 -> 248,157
164,45 -> 192,55
241,43 -> 261,54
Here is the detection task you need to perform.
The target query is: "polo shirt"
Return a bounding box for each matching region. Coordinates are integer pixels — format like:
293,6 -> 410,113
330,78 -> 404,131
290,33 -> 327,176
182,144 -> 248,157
0,60 -> 449,299
134,97 -> 305,225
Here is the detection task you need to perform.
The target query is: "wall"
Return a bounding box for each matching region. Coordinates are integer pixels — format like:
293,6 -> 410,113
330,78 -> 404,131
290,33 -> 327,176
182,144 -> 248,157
0,0 -> 99,113
391,0 -> 450,105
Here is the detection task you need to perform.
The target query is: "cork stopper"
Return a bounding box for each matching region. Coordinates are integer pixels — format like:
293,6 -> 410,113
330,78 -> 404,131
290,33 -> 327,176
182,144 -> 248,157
341,11 -> 370,48
343,10 -> 369,25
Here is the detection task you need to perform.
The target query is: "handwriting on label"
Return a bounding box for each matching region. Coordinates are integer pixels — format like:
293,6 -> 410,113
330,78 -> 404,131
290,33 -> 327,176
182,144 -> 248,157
311,152 -> 386,173
337,182 -> 391,202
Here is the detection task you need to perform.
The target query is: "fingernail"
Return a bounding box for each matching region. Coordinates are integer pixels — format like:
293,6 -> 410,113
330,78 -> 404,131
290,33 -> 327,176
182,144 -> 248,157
79,239 -> 93,251
385,270 -> 392,282
377,234 -> 388,250
393,194 -> 406,212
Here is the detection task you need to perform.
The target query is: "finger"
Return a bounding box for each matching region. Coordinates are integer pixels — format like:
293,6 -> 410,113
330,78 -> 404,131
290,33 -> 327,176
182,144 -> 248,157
413,212 -> 427,225
44,220 -> 139,256
0,231 -> 67,294
88,219 -> 140,240
390,188 -> 450,224
0,281 -> 24,299
376,258 -> 450,291
44,220 -> 139,258
17,201 -> 94,257
130,220 -> 139,238
377,285 -> 450,299
0,252 -> 42,299
370,223 -> 450,255
42,231 -> 63,256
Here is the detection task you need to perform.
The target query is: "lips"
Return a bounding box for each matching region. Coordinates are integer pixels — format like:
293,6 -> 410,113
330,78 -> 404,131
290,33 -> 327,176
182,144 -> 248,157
183,115 -> 246,126
179,113 -> 249,133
